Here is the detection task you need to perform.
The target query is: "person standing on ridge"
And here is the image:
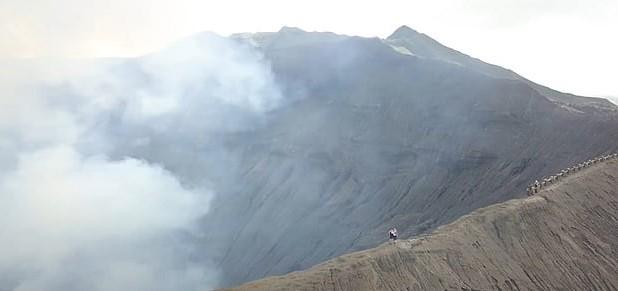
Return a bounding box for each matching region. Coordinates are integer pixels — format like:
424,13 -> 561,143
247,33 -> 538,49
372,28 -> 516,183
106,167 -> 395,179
388,228 -> 398,243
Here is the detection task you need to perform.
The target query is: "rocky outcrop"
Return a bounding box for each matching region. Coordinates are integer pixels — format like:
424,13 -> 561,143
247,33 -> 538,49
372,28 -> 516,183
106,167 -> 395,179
227,158 -> 618,291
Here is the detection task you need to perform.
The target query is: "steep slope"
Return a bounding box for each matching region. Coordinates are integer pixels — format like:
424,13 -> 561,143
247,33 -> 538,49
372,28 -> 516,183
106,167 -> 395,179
200,27 -> 618,286
228,157 -> 618,291
386,25 -> 616,113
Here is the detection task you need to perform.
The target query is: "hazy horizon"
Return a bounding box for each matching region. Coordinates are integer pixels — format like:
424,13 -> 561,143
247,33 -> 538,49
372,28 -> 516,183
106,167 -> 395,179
2,0 -> 617,98
1,2 -> 617,290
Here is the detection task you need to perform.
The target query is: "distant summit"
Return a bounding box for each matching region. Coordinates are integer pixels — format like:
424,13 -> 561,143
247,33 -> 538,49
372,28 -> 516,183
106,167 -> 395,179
231,26 -> 345,50
278,26 -> 306,34
384,25 -> 615,111
388,25 -> 422,39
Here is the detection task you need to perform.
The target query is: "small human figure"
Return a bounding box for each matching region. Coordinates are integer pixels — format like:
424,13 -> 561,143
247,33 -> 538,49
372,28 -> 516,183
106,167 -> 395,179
388,228 -> 398,243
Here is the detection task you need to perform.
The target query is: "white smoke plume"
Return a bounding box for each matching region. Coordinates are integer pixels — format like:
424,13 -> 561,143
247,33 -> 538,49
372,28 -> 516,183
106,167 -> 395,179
0,33 -> 282,290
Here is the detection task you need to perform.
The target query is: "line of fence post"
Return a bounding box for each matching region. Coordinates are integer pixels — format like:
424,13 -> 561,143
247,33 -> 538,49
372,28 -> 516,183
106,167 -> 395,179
527,153 -> 618,196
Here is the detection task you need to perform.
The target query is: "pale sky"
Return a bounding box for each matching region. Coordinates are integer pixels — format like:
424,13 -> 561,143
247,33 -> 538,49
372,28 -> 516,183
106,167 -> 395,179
1,0 -> 617,99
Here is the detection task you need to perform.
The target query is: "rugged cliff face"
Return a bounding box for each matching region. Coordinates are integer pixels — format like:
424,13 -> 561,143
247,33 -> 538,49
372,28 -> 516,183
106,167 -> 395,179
201,27 -> 618,286
227,158 -> 618,291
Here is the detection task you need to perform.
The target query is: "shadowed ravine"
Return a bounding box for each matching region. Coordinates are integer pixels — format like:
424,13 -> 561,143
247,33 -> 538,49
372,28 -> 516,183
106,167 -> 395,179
226,157 -> 618,291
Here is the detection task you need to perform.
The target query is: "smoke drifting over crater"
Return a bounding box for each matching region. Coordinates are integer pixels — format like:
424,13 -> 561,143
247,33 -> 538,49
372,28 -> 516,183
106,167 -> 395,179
0,33 -> 283,290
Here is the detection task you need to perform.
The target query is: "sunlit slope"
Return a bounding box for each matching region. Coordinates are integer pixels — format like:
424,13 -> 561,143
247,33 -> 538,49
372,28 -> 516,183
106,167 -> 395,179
228,159 -> 618,291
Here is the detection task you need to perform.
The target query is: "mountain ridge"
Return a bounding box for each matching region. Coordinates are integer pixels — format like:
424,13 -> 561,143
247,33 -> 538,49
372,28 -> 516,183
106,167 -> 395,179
226,156 -> 618,290
199,26 -> 618,286
383,25 -> 616,113
232,26 -> 616,112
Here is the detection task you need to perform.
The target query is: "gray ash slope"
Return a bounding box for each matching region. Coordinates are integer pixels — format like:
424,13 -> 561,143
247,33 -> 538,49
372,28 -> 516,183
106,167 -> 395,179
202,26 -> 618,286
227,157 -> 618,291
385,25 -> 615,112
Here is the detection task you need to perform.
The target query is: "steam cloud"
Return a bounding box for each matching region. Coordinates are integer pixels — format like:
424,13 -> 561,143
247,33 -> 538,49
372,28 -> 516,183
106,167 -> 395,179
0,33 -> 282,290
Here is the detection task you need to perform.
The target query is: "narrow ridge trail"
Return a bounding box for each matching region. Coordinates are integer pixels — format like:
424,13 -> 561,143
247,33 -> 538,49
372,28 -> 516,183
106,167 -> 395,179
226,158 -> 618,291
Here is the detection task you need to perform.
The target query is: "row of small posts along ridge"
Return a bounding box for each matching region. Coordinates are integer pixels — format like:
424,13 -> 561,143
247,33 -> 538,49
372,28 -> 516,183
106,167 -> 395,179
527,153 -> 618,196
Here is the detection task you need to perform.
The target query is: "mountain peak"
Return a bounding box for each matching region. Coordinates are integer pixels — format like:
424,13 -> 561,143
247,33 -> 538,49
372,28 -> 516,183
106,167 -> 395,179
388,25 -> 421,39
278,26 -> 306,34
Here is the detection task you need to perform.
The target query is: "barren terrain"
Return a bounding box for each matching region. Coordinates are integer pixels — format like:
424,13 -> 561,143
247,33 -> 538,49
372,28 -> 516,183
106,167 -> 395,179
228,159 -> 618,290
